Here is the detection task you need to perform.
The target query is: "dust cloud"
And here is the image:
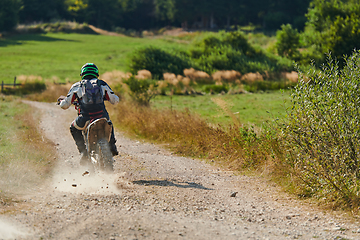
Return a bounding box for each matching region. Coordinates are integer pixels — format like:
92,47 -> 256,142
51,165 -> 130,195
0,217 -> 30,239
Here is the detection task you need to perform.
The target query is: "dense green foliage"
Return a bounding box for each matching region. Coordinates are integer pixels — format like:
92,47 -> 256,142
129,31 -> 293,76
301,0 -> 360,66
123,76 -> 158,106
1,0 -> 311,32
276,24 -> 300,61
279,52 -> 360,207
129,46 -> 191,78
0,0 -> 21,31
190,31 -> 293,74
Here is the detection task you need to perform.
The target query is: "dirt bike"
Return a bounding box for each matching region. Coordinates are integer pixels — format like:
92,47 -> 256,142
84,117 -> 114,172
57,96 -> 114,173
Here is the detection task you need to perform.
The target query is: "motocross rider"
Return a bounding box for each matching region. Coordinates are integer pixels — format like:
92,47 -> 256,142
58,63 -> 119,163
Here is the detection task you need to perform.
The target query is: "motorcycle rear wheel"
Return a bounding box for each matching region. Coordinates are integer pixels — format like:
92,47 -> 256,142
97,138 -> 114,172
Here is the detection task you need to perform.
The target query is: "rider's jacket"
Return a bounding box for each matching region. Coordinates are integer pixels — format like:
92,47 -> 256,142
59,78 -> 119,116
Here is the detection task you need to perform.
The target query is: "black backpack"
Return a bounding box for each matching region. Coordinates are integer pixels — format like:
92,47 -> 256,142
80,79 -> 104,105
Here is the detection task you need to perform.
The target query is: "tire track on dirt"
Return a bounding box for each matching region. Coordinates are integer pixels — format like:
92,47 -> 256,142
2,101 -> 360,240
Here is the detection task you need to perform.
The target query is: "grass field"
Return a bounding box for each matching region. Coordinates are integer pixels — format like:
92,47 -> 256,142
151,90 -> 290,126
0,33 -> 187,83
1,32 -> 291,127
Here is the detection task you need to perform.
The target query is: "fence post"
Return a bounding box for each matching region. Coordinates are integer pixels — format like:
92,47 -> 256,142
1,81 -> 3,93
13,76 -> 16,87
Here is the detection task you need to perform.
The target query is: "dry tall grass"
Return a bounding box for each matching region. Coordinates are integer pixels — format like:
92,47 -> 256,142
281,71 -> 298,83
212,70 -> 241,83
101,70 -> 132,86
211,97 -> 240,124
113,101 -> 278,171
163,73 -> 182,90
184,68 -> 211,82
17,75 -> 43,82
241,72 -> 264,82
135,70 -> 152,80
26,83 -> 72,102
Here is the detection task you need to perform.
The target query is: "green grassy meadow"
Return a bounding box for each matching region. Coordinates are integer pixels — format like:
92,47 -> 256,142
0,33 -> 187,83
151,91 -> 290,126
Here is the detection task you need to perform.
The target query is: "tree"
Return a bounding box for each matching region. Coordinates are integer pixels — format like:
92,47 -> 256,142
276,24 -> 300,60
19,0 -> 68,23
154,0 -> 176,22
84,0 -> 122,30
118,0 -> 155,30
0,0 -> 20,32
65,0 -> 88,22
303,0 -> 360,65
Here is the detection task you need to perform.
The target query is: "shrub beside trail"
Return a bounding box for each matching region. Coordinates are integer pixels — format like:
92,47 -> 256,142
277,52 -> 360,209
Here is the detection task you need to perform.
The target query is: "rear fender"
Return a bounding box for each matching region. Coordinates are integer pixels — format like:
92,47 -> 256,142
85,118 -> 112,153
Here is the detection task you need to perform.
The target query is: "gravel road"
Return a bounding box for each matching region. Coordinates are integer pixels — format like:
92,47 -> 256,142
1,101 -> 360,240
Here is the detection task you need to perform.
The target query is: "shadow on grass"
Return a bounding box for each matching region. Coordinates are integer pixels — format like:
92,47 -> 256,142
133,179 -> 213,190
0,34 -> 78,47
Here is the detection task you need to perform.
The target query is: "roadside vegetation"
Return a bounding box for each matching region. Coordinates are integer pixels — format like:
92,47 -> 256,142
279,53 -> 360,209
112,52 -> 360,211
0,96 -> 56,206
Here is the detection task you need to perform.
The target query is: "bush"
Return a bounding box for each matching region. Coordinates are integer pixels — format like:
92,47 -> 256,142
129,46 -> 192,78
123,76 -> 157,106
276,24 -> 300,60
279,52 -> 360,208
189,31 -> 293,75
130,31 -> 293,78
128,31 -> 293,81
204,84 -> 229,94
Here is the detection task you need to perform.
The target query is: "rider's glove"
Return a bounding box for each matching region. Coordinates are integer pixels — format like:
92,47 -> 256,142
57,95 -> 66,105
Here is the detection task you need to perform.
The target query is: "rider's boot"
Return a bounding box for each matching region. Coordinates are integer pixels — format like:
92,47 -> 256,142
70,125 -> 90,164
70,125 -> 86,152
110,128 -> 119,156
110,142 -> 119,156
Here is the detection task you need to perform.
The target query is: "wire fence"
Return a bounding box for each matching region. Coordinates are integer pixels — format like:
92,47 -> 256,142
1,77 -> 21,93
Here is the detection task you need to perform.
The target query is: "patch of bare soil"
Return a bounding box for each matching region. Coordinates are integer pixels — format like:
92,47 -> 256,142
2,101 -> 360,240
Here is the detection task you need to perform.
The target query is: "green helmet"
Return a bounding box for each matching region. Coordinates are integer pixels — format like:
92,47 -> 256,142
80,63 -> 99,79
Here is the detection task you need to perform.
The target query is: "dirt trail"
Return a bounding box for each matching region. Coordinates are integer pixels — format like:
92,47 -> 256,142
2,101 -> 360,240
